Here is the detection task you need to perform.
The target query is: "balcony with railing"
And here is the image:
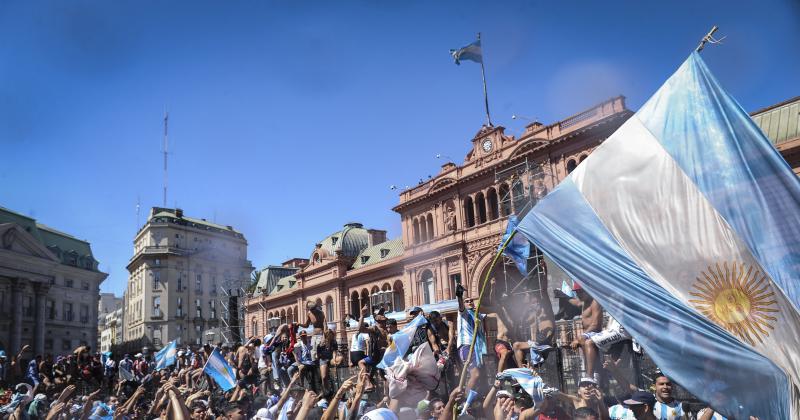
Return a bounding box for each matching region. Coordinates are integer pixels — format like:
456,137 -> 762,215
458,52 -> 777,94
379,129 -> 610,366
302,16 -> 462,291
151,309 -> 164,319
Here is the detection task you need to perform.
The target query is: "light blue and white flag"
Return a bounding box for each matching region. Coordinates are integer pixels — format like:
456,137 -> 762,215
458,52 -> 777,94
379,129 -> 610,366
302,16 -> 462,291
118,363 -> 135,382
500,215 -> 529,276
154,340 -> 177,370
203,348 -> 237,391
450,39 -> 482,65
497,368 -> 544,404
517,52 -> 800,419
377,314 -> 428,369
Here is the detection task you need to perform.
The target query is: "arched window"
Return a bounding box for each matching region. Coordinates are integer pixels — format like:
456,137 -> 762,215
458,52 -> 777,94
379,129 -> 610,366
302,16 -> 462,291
369,286 -> 380,311
579,154 -> 588,163
412,219 -> 420,244
287,307 -> 294,324
325,296 -> 334,322
381,283 -> 394,312
499,183 -> 511,216
350,291 -> 360,319
360,289 -> 369,314
280,309 -> 287,325
313,253 -> 321,264
487,188 -> 499,220
426,214 -> 434,240
393,280 -> 405,312
567,159 -> 578,174
418,270 -> 435,305
464,196 -> 476,227
251,318 -> 259,337
476,192 -> 487,224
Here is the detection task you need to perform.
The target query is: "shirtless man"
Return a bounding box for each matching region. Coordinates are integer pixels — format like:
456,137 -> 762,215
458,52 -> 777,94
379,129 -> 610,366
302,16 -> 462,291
569,282 -> 602,380
483,278 -> 518,373
297,300 -> 326,361
512,291 -> 554,369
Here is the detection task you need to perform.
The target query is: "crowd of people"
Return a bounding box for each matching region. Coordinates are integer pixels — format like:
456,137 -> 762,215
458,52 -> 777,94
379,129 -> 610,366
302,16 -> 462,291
0,280 -> 754,420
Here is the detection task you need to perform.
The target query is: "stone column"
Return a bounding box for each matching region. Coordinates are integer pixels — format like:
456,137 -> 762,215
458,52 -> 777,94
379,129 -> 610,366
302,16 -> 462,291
9,278 -> 26,353
33,282 -> 50,355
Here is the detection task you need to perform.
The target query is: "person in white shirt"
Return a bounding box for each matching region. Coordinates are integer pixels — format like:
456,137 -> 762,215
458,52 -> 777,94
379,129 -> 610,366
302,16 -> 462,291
349,326 -> 370,367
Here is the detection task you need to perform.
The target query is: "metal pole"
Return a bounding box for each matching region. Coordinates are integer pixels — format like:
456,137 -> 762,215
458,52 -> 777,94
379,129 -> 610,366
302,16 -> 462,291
696,25 -> 719,52
478,33 -> 492,126
163,110 -> 169,207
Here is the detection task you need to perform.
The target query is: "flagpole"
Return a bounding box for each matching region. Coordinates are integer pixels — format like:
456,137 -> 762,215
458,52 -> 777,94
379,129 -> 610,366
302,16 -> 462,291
455,230 -> 517,399
477,33 -> 493,126
696,25 -> 719,52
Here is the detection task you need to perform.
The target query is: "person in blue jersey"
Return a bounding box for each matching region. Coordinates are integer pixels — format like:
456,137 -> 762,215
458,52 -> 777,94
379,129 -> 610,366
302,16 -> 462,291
455,283 -> 486,396
651,374 -> 685,420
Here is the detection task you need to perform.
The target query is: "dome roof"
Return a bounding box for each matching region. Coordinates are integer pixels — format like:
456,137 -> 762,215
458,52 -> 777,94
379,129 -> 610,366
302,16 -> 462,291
315,223 -> 370,259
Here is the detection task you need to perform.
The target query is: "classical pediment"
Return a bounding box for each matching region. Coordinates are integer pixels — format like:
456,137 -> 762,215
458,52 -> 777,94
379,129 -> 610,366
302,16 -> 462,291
427,177 -> 457,196
0,223 -> 60,262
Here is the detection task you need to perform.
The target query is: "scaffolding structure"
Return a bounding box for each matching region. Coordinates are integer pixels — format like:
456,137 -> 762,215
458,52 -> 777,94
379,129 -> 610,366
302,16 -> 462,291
493,157 -> 555,297
215,282 -> 247,344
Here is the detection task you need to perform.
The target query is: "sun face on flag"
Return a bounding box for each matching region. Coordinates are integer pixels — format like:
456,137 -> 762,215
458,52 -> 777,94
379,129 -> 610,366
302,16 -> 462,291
689,262 -> 778,346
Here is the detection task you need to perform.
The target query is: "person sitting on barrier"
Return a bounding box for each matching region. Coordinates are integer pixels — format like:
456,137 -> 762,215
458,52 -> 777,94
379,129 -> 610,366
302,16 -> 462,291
358,306 -> 389,392
298,300 -> 327,363
567,282 -> 603,381
511,291 -> 554,370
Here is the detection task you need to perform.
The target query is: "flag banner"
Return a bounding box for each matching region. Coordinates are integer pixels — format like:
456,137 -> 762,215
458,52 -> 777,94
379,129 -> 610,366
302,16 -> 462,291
517,52 -> 800,419
154,340 -> 177,370
500,215 -> 529,276
204,348 -> 237,391
497,368 -> 544,405
450,39 -> 482,65
118,364 -> 135,382
377,314 -> 428,369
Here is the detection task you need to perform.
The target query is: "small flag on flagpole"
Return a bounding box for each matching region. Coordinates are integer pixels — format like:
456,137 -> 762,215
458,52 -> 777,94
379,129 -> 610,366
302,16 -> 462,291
155,340 -> 177,370
450,33 -> 493,126
203,348 -> 237,391
450,39 -> 482,65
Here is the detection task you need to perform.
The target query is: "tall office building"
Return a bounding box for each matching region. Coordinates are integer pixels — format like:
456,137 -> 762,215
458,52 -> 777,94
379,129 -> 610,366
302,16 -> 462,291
123,207 -> 253,348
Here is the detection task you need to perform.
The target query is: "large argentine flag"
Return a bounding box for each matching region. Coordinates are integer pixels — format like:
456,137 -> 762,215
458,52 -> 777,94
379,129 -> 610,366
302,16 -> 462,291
204,348 -> 237,391
377,314 -> 428,369
517,52 -> 800,419
154,340 -> 177,370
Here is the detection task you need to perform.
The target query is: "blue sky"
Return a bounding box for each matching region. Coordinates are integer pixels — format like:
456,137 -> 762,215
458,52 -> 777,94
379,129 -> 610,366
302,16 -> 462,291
2,1 -> 798,296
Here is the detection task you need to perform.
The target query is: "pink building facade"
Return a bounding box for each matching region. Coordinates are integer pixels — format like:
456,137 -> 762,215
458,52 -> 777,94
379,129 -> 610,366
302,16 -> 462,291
245,96 -> 633,344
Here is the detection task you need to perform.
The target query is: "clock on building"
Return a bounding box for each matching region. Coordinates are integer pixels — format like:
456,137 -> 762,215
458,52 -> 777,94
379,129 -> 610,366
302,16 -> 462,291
481,138 -> 493,153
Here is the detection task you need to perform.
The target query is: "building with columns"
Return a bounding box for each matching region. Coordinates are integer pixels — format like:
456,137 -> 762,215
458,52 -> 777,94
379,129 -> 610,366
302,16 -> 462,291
245,94 -> 800,348
123,207 -> 253,349
0,206 -> 107,356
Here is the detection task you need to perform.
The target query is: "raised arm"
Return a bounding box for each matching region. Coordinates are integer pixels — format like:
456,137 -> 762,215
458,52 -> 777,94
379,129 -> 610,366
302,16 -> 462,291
439,387 -> 465,420
321,376 -> 355,420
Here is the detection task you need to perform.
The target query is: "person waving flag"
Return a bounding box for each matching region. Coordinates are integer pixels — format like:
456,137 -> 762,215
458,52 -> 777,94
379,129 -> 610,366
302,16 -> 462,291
204,347 -> 237,391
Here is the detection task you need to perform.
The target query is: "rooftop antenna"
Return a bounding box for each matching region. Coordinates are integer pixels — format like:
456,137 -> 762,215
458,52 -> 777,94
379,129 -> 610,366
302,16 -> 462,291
162,108 -> 169,208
